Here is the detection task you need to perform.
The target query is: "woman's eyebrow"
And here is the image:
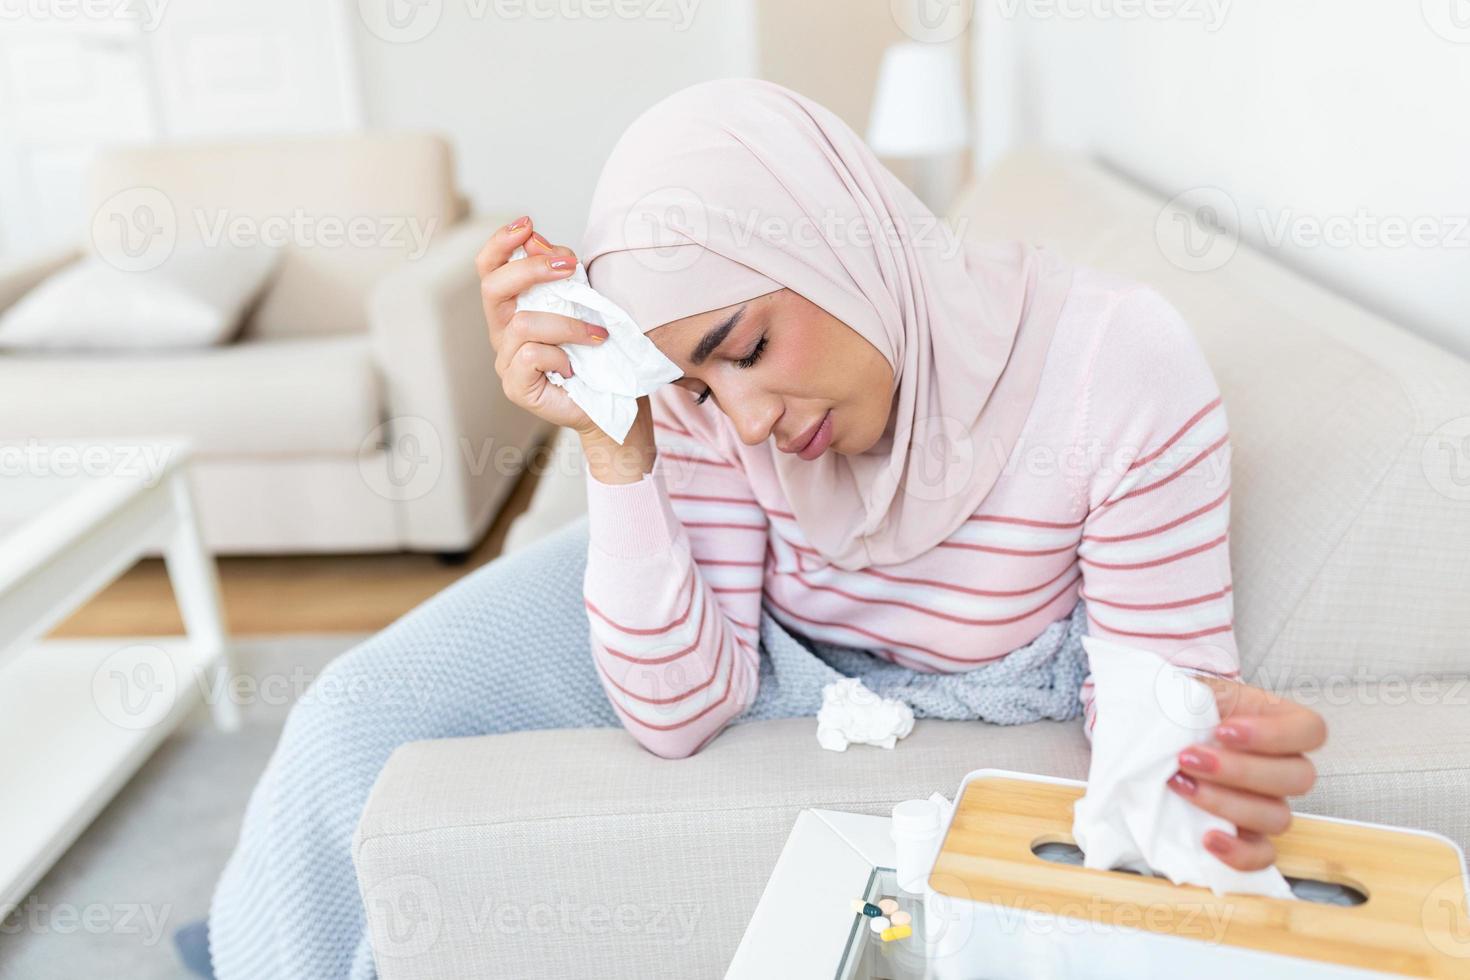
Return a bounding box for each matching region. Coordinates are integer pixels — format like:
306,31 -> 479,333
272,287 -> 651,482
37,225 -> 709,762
689,305 -> 747,367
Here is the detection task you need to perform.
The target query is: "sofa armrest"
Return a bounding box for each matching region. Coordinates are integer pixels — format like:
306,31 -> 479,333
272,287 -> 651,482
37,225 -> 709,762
367,216 -> 554,551
0,245 -> 80,314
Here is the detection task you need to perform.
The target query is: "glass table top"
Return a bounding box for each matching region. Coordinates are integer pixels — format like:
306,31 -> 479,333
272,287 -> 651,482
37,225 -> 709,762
834,867 -> 931,980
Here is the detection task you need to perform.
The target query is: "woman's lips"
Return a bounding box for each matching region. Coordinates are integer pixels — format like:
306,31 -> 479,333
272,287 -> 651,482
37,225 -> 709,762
796,410 -> 833,460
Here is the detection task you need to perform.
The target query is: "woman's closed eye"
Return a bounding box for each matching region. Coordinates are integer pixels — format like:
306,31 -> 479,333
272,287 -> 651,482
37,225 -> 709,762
695,333 -> 768,406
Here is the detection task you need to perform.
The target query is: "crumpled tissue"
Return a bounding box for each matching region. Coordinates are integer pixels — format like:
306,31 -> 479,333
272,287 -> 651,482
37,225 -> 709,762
1071,635 -> 1295,899
816,677 -> 915,751
511,246 -> 682,444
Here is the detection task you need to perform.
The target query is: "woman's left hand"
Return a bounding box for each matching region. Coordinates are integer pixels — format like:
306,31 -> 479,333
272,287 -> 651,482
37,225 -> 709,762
1167,676 -> 1328,871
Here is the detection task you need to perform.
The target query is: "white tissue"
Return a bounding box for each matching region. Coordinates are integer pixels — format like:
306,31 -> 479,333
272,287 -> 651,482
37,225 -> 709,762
511,246 -> 683,444
1071,636 -> 1294,899
816,678 -> 915,751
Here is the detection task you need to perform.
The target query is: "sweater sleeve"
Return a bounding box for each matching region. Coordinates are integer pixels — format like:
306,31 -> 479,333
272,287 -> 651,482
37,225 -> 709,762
581,383 -> 767,759
1074,287 -> 1243,743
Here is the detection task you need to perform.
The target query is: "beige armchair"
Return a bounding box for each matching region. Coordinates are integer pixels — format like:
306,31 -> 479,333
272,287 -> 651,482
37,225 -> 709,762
0,133 -> 549,554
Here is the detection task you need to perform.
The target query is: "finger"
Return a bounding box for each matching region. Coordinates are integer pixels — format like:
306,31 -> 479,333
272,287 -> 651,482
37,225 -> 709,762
1215,699 -> 1328,756
498,311 -> 610,374
480,251 -> 578,345
1168,771 -> 1293,837
523,230 -> 576,263
502,341 -> 574,400
475,215 -> 533,278
1176,744 -> 1316,797
1203,828 -> 1277,872
1195,674 -> 1278,719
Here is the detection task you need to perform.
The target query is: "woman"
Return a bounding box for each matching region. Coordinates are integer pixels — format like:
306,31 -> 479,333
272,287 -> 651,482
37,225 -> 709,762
195,78 -> 1326,979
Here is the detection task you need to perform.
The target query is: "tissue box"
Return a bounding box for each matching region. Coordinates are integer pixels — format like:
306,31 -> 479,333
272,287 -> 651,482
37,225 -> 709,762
922,770 -> 1470,979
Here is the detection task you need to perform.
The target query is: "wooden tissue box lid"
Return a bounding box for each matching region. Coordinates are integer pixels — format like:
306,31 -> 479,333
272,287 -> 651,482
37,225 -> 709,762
928,774 -> 1470,978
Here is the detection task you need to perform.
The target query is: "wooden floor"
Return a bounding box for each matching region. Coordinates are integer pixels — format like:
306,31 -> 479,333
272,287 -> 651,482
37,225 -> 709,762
51,458 -> 547,638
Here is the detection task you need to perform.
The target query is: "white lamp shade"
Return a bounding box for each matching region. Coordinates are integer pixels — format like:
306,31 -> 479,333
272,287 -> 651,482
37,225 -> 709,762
866,41 -> 970,158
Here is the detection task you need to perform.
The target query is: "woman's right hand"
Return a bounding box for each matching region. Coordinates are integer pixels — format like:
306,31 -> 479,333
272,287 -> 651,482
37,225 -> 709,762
476,216 -> 612,436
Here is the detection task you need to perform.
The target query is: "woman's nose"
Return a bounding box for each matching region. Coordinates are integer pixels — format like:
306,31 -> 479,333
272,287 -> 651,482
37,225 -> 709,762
728,397 -> 782,447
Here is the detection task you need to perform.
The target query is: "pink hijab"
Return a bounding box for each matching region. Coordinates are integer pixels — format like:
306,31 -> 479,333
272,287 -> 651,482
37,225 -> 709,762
581,78 -> 1075,572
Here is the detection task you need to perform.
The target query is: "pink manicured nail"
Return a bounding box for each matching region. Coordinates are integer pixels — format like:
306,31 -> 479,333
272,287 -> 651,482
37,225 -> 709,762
1168,772 -> 1198,796
549,257 -> 572,270
1216,723 -> 1247,745
1179,748 -> 1217,773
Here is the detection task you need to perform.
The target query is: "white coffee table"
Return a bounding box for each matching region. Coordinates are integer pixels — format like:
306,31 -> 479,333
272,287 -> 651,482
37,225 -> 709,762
727,809 -> 935,979
0,439 -> 238,911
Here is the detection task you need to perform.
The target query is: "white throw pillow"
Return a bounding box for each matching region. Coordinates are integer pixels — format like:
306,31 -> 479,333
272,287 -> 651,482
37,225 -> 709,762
0,243 -> 280,350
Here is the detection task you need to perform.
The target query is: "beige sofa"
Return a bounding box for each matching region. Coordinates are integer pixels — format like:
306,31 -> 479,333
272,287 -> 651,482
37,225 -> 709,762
0,133 -> 548,555
352,148 -> 1470,978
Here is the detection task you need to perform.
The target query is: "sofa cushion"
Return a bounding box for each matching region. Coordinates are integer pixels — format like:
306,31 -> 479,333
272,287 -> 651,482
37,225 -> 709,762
0,246 -> 279,351
0,335 -> 381,456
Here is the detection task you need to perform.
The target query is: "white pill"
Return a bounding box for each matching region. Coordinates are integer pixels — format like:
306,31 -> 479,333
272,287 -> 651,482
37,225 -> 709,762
869,916 -> 890,933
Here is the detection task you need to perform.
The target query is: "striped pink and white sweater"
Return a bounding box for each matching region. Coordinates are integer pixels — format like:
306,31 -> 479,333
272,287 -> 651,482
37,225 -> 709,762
582,266 -> 1242,759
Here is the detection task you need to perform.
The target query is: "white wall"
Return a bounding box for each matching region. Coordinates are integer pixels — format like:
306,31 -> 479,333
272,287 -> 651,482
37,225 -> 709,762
0,1 -> 755,256
349,0 -> 758,245
975,1 -> 1470,359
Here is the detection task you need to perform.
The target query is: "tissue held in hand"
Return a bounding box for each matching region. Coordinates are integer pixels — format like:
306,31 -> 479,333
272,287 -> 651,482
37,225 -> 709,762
510,246 -> 682,445
1071,636 -> 1295,899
